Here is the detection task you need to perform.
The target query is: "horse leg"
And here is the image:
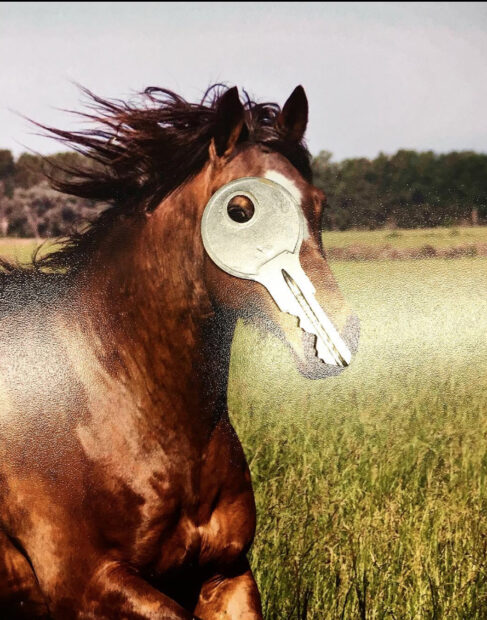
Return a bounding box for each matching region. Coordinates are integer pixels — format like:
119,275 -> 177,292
194,558 -> 262,620
0,529 -> 50,618
75,559 -> 195,620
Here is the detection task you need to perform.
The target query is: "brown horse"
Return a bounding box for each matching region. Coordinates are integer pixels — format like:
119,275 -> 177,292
0,85 -> 358,618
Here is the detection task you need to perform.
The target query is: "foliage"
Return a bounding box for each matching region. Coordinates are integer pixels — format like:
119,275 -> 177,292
313,149 -> 487,230
1,148 -> 487,236
0,151 -> 104,237
0,181 -> 103,238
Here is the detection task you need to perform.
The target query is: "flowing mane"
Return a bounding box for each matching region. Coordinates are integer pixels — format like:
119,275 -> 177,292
14,84 -> 312,274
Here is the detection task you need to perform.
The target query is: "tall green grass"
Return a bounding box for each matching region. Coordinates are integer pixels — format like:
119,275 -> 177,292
230,259 -> 487,618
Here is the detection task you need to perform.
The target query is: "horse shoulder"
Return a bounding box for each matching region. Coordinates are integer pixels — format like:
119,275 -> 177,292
197,418 -> 256,566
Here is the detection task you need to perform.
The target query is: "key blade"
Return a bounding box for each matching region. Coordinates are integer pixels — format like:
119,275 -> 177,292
281,270 -> 351,367
256,253 -> 352,367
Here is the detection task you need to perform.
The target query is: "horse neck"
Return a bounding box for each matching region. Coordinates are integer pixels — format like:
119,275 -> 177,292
76,183 -> 235,436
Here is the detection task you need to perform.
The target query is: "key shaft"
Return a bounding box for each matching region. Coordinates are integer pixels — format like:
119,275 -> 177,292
255,252 -> 351,367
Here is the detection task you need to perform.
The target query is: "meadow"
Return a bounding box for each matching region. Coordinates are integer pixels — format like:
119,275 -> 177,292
229,232 -> 487,618
321,225 -> 487,250
2,230 -> 487,618
0,238 -> 57,264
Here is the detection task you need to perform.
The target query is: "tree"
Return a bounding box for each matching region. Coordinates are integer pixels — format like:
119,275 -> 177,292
0,181 -> 8,236
312,148 -> 487,230
0,150 -> 15,198
14,153 -> 45,188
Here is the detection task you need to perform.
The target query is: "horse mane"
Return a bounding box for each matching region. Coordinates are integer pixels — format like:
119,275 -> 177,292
7,84 -> 312,274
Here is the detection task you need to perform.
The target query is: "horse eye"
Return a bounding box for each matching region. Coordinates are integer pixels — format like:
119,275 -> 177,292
227,195 -> 255,223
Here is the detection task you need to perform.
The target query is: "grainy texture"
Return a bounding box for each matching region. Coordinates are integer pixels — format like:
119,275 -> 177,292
2,236 -> 485,617
230,257 -> 487,619
0,86 -> 356,618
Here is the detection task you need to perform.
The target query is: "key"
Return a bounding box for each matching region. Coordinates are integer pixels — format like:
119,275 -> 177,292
201,177 -> 352,367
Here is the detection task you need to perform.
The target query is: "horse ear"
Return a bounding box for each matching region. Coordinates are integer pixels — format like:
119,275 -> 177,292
212,86 -> 245,158
277,85 -> 308,142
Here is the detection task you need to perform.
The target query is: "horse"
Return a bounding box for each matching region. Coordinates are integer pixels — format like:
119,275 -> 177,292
0,84 -> 358,618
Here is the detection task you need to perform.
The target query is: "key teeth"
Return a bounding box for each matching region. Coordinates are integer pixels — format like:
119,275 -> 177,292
257,254 -> 352,368
286,303 -> 340,366
313,337 -> 326,363
315,338 -> 334,366
288,310 -> 317,346
316,338 -> 335,365
288,311 -> 333,365
293,310 -> 336,366
294,312 -> 314,336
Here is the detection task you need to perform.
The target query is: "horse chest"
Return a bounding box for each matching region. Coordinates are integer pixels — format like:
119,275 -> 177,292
87,417 -> 256,575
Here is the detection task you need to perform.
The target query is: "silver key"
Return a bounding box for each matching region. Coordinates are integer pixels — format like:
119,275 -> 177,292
201,177 -> 351,367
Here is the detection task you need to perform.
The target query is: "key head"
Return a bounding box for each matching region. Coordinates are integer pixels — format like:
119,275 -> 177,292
201,176 -> 304,279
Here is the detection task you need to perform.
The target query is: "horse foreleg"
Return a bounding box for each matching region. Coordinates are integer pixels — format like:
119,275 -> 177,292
194,558 -> 262,620
77,560 -> 196,620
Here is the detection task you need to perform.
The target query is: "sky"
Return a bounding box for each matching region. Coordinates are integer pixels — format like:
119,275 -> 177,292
1,2 -> 486,160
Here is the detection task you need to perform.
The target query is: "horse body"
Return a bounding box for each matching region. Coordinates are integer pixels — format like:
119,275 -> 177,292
0,86 -> 356,618
0,183 -> 257,618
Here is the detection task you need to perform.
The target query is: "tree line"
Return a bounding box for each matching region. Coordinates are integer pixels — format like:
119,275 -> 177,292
0,147 -> 486,237
314,149 -> 487,230
0,150 -> 103,238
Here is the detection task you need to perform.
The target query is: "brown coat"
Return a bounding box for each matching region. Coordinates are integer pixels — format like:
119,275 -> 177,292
0,86 -> 356,618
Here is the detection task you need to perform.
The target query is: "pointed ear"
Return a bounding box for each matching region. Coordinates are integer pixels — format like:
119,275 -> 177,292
212,86 -> 245,158
277,85 -> 308,142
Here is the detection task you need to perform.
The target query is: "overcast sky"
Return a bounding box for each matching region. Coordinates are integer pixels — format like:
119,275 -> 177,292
1,2 -> 486,160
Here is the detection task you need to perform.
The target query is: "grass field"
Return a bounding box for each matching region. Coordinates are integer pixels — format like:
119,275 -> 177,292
2,232 -> 487,618
229,255 -> 487,619
0,238 -> 56,264
322,225 -> 487,250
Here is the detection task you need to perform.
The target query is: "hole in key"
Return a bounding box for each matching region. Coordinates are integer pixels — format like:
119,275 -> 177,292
227,195 -> 255,223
